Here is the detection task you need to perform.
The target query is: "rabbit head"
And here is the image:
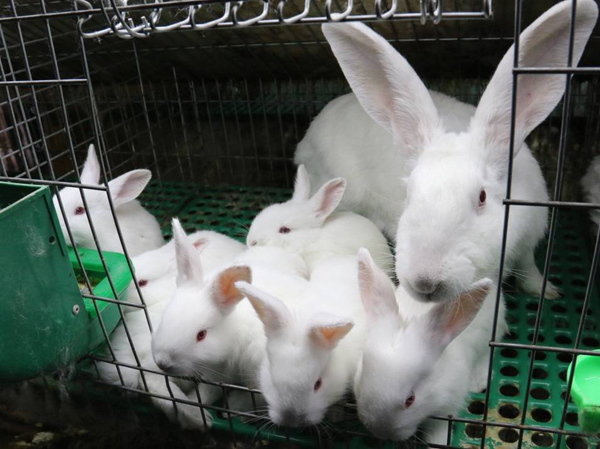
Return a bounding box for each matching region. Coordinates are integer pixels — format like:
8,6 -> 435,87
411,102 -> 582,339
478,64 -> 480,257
236,281 -> 353,427
354,249 -> 491,441
52,144 -> 152,250
151,219 -> 251,377
246,165 -> 346,253
322,0 -> 598,302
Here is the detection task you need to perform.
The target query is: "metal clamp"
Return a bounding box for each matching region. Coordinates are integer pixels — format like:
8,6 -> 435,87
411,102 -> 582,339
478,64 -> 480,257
325,0 -> 353,22
232,0 -> 269,27
276,0 -> 311,25
420,0 -> 442,25
374,0 -> 397,20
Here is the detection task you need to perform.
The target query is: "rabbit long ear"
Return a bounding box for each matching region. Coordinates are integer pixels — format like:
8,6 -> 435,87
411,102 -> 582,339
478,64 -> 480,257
322,23 -> 440,158
357,248 -> 399,320
473,0 -> 598,174
424,278 -> 492,349
80,144 -> 101,185
211,266 -> 252,314
309,177 -> 346,223
292,165 -> 311,202
173,218 -> 204,287
310,313 -> 354,350
108,169 -> 152,207
236,281 -> 292,335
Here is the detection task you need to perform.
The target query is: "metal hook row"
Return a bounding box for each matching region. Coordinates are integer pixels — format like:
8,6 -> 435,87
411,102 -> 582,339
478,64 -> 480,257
75,0 -> 493,39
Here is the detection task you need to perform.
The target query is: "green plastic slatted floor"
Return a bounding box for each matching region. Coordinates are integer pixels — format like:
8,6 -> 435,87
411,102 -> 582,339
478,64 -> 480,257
138,182 -> 600,449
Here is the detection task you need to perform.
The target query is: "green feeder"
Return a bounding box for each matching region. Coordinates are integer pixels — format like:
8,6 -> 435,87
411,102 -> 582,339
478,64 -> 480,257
0,182 -> 132,383
567,349 -> 600,435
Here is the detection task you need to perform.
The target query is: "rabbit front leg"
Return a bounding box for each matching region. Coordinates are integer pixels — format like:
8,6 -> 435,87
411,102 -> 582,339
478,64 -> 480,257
514,249 -> 560,300
145,372 -> 219,430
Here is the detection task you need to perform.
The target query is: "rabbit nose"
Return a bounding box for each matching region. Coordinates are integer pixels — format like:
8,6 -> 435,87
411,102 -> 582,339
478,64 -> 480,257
250,240 -> 257,246
155,355 -> 174,373
412,278 -> 441,296
277,410 -> 307,428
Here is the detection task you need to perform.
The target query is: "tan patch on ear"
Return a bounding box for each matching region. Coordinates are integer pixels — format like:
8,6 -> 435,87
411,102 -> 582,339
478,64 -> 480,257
312,322 -> 354,348
216,266 -> 252,307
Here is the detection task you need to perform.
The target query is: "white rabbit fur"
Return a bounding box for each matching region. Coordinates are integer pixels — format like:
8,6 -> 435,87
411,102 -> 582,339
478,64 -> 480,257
297,0 -> 598,302
97,300 -> 216,430
126,229 -> 245,309
236,253 -> 365,427
246,165 -> 393,275
353,249 -> 507,444
151,221 -> 310,415
581,154 -> 600,229
52,144 -> 164,257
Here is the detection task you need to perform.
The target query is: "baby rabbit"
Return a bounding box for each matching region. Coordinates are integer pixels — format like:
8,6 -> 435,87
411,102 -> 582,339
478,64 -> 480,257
246,165 -> 392,275
354,249 -> 506,445
235,253 -> 365,428
126,228 -> 245,309
53,144 -> 163,256
581,155 -> 600,230
151,221 -> 310,415
296,0 -> 598,302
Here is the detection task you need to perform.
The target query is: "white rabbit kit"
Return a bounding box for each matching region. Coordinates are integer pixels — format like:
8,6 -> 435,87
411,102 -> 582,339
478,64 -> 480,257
3,0 -> 600,448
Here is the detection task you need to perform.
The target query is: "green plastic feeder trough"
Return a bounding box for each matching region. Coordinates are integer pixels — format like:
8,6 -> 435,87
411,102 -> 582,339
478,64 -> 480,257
0,182 -> 132,383
568,349 -> 600,435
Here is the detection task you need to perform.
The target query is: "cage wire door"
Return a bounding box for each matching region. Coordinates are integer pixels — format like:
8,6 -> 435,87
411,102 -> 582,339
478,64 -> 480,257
0,0 -> 599,448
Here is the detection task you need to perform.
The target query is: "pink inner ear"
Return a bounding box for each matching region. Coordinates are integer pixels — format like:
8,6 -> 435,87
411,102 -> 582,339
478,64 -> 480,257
316,180 -> 345,217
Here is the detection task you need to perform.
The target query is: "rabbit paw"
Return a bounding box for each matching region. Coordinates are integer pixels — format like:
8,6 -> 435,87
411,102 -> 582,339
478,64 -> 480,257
517,276 -> 561,300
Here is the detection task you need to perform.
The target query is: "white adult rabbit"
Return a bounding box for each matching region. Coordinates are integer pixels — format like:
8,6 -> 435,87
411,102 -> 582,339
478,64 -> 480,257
296,0 -> 598,302
126,228 -> 245,309
151,221 -> 310,414
235,253 -> 365,427
581,154 -> 600,229
52,144 -> 164,256
98,300 -> 216,430
246,165 -> 393,275
353,249 -> 506,445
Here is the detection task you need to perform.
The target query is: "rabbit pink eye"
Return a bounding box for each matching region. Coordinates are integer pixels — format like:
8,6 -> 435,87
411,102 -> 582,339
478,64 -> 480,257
279,226 -> 291,234
314,377 -> 322,391
196,330 -> 207,342
138,280 -> 148,287
479,190 -> 486,206
75,206 -> 85,215
405,394 -> 415,408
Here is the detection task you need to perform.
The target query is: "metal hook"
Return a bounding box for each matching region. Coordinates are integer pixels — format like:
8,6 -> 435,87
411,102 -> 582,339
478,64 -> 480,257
190,2 -> 232,30
420,0 -> 442,24
277,0 -> 310,25
232,0 -> 269,27
75,0 -> 113,39
483,0 -> 493,18
149,2 -> 193,33
107,0 -> 149,38
374,0 -> 397,20
325,0 -> 353,22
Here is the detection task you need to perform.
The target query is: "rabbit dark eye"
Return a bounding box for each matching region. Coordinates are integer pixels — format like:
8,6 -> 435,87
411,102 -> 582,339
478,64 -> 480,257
479,190 -> 486,206
405,394 -> 415,408
75,206 -> 85,215
279,226 -> 291,234
314,377 -> 322,391
196,330 -> 207,342
138,280 -> 148,287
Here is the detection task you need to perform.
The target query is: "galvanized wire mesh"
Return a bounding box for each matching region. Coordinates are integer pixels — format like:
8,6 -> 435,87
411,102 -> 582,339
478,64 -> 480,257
0,0 -> 599,448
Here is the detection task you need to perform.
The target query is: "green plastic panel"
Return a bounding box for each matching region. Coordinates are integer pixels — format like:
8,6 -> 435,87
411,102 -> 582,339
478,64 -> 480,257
453,211 -> 599,449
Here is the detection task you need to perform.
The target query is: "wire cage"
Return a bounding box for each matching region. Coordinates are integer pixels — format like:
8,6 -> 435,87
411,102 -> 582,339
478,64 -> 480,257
0,0 -> 599,448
